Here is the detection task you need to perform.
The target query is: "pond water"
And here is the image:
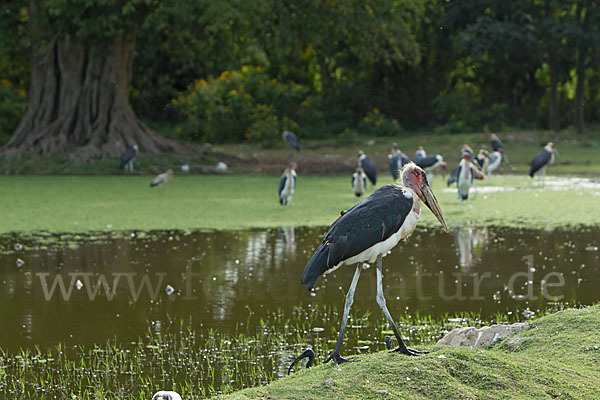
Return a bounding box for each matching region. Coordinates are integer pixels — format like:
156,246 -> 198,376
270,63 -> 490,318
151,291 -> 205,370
2,226 -> 599,351
1,225 -> 599,396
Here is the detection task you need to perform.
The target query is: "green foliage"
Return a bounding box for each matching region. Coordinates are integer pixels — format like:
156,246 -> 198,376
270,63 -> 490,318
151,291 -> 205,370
432,92 -> 508,133
3,0 -> 600,145
0,79 -> 28,145
172,66 -> 311,144
358,108 -> 403,137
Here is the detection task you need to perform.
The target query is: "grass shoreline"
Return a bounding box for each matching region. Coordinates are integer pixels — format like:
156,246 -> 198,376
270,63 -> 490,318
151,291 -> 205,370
219,305 -> 600,399
1,174 -> 600,235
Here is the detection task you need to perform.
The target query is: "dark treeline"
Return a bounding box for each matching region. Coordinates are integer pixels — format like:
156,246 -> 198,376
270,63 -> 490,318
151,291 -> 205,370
1,0 -> 599,147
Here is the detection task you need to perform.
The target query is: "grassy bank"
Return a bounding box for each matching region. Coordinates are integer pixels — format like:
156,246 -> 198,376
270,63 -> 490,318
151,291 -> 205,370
1,174 -> 599,235
220,305 -> 600,400
216,129 -> 600,175
1,130 -> 599,175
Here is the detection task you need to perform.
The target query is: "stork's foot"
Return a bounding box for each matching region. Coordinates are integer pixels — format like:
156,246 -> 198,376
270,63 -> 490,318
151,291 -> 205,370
324,351 -> 358,365
391,346 -> 429,356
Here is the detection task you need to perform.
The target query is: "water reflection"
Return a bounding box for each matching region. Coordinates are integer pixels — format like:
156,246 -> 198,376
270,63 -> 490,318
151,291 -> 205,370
452,226 -> 490,271
0,226 -> 599,352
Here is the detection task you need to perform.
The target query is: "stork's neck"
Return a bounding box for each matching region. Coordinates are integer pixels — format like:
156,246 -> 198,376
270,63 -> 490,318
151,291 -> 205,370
403,187 -> 421,215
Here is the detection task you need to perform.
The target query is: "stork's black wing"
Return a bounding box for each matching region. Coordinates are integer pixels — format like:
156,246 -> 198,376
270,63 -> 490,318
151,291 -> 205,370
119,146 -> 136,169
476,156 -> 486,168
284,131 -> 300,151
278,175 -> 287,204
388,155 -> 399,180
360,156 -> 377,185
447,165 -> 460,186
301,185 -> 413,290
529,149 -> 552,177
491,138 -> 503,152
416,155 -> 438,169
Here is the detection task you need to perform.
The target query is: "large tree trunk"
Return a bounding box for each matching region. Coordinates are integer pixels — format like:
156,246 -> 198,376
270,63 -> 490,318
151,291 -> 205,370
4,32 -> 184,162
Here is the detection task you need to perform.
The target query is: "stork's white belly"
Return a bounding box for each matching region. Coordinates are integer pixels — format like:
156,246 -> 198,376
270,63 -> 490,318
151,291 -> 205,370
281,184 -> 294,199
328,201 -> 421,274
458,178 -> 470,196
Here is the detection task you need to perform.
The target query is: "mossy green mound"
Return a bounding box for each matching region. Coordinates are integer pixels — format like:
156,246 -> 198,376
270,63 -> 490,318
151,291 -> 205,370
221,305 -> 600,399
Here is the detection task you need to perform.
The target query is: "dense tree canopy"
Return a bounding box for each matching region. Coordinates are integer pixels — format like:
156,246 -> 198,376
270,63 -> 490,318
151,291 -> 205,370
0,0 -> 598,151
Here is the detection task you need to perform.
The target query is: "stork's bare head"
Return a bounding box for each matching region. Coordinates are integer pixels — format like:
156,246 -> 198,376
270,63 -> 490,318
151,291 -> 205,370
401,163 -> 448,232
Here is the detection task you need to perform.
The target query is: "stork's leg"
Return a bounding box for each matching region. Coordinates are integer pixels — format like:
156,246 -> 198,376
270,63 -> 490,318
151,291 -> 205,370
130,160 -> 134,173
375,255 -> 427,356
325,263 -> 362,365
542,167 -> 546,186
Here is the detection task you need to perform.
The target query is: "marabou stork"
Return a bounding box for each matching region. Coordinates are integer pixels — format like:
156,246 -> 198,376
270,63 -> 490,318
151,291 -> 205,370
302,163 -> 448,364
529,142 -> 557,184
456,154 -> 484,206
461,144 -> 474,159
119,144 -> 139,173
476,149 -> 489,171
352,167 -> 367,198
278,162 -> 297,206
283,130 -> 300,155
357,151 -> 377,186
448,146 -> 477,186
152,391 -> 182,400
388,143 -> 410,180
491,134 -> 507,162
416,154 -> 446,182
485,150 -> 502,183
414,146 -> 427,164
150,169 -> 174,194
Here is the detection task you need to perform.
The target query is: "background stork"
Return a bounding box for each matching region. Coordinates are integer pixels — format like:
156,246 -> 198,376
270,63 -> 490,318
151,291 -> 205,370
448,146 -> 477,186
302,163 -> 448,364
150,169 -> 174,194
119,144 -> 138,173
416,154 -> 446,181
529,142 -> 556,184
414,146 -> 426,163
388,143 -> 410,180
485,150 -> 502,183
476,149 -> 489,171
456,154 -> 484,206
491,134 -> 507,162
283,130 -> 300,158
357,151 -> 377,186
278,162 -> 297,206
352,167 -> 367,198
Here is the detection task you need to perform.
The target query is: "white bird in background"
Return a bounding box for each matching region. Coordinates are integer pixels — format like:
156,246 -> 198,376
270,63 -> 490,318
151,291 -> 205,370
152,391 -> 182,400
278,162 -> 297,206
150,169 -> 174,194
352,167 -> 367,198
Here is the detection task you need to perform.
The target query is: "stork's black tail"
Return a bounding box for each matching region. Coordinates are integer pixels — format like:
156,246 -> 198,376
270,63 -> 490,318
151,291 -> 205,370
301,245 -> 330,291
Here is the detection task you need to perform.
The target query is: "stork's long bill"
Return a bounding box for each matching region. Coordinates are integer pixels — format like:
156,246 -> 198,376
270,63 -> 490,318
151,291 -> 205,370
402,163 -> 449,232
